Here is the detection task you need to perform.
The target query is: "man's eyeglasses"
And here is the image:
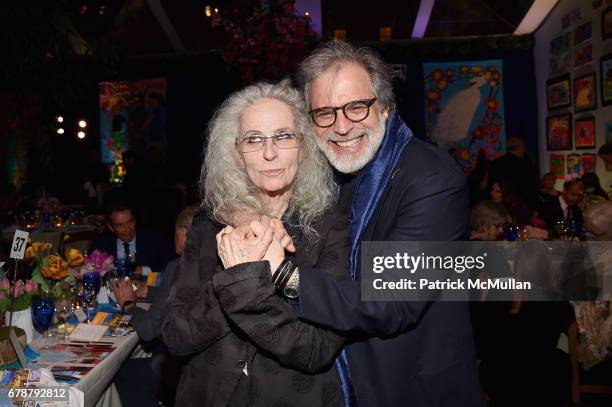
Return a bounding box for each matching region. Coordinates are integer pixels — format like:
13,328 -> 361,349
309,98 -> 377,128
236,131 -> 301,153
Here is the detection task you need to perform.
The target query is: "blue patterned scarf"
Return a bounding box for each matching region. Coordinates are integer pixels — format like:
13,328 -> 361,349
334,113 -> 413,406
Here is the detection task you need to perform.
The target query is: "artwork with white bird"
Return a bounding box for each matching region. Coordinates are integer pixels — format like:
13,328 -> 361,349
424,60 -> 506,174
432,75 -> 488,149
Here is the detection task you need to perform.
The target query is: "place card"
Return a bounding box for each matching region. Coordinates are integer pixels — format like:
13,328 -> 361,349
69,324 -> 108,342
73,307 -> 87,323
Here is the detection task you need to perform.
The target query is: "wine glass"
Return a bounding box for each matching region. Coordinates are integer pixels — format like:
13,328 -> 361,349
78,287 -> 98,322
31,294 -> 55,350
55,296 -> 75,342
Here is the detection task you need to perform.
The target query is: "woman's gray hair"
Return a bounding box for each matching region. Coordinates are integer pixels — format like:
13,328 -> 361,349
175,204 -> 201,231
200,80 -> 337,240
297,40 -> 395,112
470,200 -> 509,231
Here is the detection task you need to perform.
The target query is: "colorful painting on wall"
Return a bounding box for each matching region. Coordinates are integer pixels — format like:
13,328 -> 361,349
574,21 -> 592,45
547,74 -> 572,110
601,53 -> 612,106
549,32 -> 572,74
549,154 -> 565,179
423,60 -> 506,174
546,113 -> 572,151
567,153 -> 581,177
573,73 -> 597,112
99,77 -> 167,182
581,154 -> 596,173
575,117 -> 596,149
574,42 -> 593,69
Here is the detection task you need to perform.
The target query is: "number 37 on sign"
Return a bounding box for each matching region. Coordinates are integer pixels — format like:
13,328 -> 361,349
10,230 -> 29,260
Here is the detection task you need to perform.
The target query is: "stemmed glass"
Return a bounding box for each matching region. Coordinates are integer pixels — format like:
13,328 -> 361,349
31,294 -> 55,350
55,296 -> 76,342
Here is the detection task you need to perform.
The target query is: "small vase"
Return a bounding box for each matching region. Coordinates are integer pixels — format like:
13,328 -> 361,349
4,307 -> 34,344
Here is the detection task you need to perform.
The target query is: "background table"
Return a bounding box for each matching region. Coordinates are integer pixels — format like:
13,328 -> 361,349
32,331 -> 139,407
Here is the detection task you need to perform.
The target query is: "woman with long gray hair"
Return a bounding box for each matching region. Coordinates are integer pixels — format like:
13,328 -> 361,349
162,80 -> 348,406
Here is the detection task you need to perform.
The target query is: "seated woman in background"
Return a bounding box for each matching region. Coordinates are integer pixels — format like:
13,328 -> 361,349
581,172 -> 609,211
162,81 -> 348,407
469,200 -> 508,241
112,203 -> 200,407
489,180 -> 534,228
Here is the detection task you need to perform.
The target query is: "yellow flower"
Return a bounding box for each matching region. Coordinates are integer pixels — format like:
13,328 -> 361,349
25,247 -> 35,260
32,242 -> 46,254
65,248 -> 85,267
41,255 -> 70,280
43,242 -> 53,250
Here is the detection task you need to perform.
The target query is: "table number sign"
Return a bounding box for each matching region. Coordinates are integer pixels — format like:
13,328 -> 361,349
9,230 -> 29,260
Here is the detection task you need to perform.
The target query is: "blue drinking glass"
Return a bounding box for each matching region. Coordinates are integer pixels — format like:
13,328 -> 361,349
505,224 -> 519,241
31,295 -> 55,350
114,257 -> 133,278
82,272 -> 101,296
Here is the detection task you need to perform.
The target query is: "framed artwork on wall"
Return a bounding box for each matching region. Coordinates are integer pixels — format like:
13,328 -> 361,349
549,154 -> 565,179
602,6 -> 612,41
574,21 -> 592,45
581,154 -> 596,173
573,73 -> 597,112
567,154 -> 581,177
546,113 -> 572,151
601,53 -> 612,106
575,117 -> 596,149
547,74 -> 572,111
574,42 -> 593,69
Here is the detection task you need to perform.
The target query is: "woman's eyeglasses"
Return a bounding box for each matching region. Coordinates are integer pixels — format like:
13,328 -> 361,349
236,131 -> 301,153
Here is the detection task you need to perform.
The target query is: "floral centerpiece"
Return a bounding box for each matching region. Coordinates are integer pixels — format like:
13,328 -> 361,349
27,240 -> 82,297
0,278 -> 38,313
78,250 -> 114,278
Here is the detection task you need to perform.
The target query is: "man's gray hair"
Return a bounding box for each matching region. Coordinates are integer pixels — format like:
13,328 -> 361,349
200,80 -> 337,239
297,41 -> 395,111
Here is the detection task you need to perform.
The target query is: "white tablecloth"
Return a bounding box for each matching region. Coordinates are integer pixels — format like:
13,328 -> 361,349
74,333 -> 139,407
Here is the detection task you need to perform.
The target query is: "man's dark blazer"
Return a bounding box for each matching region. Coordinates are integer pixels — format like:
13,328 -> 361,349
539,195 -> 583,233
89,230 -> 174,274
299,136 -> 484,407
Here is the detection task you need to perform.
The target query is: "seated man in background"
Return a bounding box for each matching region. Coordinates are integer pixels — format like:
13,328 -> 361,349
539,179 -> 584,238
111,204 -> 200,407
89,201 -> 173,275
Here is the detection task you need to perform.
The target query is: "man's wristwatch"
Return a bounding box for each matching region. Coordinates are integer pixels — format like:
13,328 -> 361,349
272,259 -> 299,299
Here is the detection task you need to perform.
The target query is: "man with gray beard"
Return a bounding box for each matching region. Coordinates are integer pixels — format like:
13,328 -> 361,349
286,41 -> 484,406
